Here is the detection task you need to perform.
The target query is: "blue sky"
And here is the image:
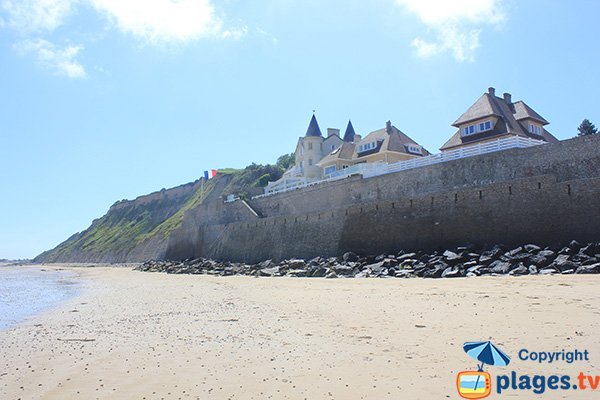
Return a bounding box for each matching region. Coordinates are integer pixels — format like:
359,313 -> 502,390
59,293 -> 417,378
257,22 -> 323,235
1,0 -> 599,259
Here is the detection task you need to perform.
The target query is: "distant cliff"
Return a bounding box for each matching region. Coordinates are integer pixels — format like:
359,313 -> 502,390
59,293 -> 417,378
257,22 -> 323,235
35,164 -> 284,263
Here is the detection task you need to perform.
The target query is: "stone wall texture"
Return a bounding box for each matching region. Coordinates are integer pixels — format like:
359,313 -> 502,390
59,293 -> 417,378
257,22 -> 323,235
166,135 -> 600,263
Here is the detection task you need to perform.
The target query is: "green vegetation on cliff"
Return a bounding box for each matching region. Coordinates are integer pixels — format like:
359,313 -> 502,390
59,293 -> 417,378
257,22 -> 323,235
35,161 -> 287,263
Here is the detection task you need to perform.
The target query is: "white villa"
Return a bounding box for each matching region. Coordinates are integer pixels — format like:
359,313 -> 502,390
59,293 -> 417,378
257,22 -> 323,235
264,88 -> 558,196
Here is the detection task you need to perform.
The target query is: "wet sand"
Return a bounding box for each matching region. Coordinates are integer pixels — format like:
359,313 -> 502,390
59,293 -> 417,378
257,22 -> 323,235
1,266 -> 599,399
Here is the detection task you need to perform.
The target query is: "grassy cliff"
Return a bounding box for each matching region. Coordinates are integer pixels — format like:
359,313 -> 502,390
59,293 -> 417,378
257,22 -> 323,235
35,164 -> 284,263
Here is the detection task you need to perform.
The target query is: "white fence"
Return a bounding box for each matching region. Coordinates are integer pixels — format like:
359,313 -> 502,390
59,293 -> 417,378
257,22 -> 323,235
254,136 -> 546,199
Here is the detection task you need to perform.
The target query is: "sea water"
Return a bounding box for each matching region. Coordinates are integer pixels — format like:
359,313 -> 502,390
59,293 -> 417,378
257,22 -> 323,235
0,266 -> 80,329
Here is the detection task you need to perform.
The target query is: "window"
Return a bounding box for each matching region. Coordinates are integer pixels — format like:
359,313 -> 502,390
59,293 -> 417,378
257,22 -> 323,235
358,141 -> 377,153
529,124 -> 542,135
308,159 -> 313,166
331,145 -> 335,151
320,143 -> 323,151
407,144 -> 422,154
324,165 -> 336,175
308,142 -> 313,150
462,120 -> 493,137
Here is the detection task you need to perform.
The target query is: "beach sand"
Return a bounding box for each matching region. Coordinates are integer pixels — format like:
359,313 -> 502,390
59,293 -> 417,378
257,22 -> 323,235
1,266 -> 599,399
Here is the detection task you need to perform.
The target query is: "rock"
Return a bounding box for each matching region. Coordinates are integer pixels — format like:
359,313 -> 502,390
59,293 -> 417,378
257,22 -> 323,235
524,244 -> 541,252
364,261 -> 386,275
395,270 -> 413,278
311,267 -> 328,278
505,246 -> 524,258
467,265 -> 484,274
478,255 -> 494,265
509,264 -> 528,275
325,271 -> 338,279
527,254 -> 550,268
537,250 -> 556,259
354,270 -> 370,278
528,265 -> 538,275
342,252 -> 359,262
287,269 -> 307,277
335,265 -> 356,276
441,267 -> 462,278
443,250 -> 460,261
422,263 -> 447,278
582,257 -> 599,266
580,243 -> 600,257
568,240 -> 582,252
397,252 -> 417,262
549,254 -> 578,272
259,266 -> 280,277
287,259 -> 306,270
576,263 -> 600,274
489,260 -> 511,274
539,268 -> 557,275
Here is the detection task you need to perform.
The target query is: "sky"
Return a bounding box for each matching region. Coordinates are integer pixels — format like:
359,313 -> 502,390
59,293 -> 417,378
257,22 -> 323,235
1,0 -> 599,259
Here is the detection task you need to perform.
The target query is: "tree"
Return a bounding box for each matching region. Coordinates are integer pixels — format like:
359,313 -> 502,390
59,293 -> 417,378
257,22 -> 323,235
276,153 -> 295,170
577,119 -> 598,136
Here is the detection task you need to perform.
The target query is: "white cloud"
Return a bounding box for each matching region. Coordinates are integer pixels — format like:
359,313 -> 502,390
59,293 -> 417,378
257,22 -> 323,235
16,39 -> 86,78
396,0 -> 505,61
1,0 -> 76,32
88,0 -> 244,44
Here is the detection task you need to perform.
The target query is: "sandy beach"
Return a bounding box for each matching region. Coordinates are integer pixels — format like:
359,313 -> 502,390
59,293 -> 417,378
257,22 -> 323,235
1,266 -> 599,399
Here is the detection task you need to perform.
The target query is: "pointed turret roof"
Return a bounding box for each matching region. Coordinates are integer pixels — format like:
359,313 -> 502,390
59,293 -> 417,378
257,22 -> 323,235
343,120 -> 356,142
305,114 -> 322,137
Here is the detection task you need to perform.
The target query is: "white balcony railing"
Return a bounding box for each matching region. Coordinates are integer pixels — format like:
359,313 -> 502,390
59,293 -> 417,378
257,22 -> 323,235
253,136 -> 546,199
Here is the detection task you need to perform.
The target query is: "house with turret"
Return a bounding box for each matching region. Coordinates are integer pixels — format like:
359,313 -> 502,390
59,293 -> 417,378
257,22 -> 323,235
441,87 -> 558,151
262,87 -> 559,196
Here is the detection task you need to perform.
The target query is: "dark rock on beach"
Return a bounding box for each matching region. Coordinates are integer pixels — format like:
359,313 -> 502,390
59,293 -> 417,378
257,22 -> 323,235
134,241 -> 600,279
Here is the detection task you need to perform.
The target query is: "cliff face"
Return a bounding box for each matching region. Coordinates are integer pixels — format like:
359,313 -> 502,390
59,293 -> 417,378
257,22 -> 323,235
35,179 -> 207,263
35,164 -> 284,263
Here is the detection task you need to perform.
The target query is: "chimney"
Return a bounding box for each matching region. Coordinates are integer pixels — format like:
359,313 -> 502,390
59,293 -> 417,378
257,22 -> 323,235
327,128 -> 340,137
354,134 -> 362,142
503,92 -> 512,104
488,87 -> 496,96
386,120 -> 392,134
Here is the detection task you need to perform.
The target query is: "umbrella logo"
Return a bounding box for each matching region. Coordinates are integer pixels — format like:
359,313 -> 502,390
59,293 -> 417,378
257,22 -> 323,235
457,341 -> 511,399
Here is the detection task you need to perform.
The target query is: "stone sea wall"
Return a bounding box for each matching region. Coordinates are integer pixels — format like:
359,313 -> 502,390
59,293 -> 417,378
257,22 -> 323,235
166,135 -> 600,263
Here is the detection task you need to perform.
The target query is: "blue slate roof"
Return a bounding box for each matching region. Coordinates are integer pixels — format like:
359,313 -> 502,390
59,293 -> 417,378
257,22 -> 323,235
305,114 -> 323,137
343,120 -> 356,142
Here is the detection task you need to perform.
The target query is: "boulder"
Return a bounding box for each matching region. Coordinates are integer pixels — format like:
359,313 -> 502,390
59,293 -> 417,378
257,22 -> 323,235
259,266 -> 280,277
441,267 -> 462,278
489,260 -> 511,274
576,263 -> 600,274
342,252 -> 359,262
509,264 -> 528,275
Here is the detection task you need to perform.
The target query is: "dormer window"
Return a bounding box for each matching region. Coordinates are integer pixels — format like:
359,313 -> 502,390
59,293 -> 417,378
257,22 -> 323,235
462,120 -> 493,137
529,123 -> 542,135
406,144 -> 422,155
358,141 -> 377,153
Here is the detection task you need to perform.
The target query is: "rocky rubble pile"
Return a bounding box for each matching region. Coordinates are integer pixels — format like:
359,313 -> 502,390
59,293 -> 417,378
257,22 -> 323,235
135,241 -> 600,278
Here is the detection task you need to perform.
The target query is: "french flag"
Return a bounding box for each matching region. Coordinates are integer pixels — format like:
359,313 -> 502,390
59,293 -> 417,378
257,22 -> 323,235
203,169 -> 217,180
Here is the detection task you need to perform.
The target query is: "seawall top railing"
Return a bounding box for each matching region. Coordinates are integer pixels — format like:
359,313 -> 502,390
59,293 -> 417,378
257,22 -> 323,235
253,136 -> 546,200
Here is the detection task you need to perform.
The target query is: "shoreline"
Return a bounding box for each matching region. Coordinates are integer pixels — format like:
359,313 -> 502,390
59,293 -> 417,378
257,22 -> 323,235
1,265 -> 599,399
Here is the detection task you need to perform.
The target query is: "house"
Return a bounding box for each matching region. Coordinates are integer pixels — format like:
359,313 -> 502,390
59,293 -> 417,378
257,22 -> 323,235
292,114 -> 346,179
317,120 -> 430,177
441,87 -> 559,151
